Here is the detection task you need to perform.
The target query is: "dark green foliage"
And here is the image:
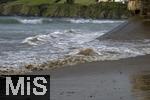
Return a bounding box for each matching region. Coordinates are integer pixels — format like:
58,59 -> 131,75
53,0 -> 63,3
66,0 -> 74,4
0,0 -> 17,4
54,0 -> 61,3
44,2 -> 129,19
0,2 -> 130,19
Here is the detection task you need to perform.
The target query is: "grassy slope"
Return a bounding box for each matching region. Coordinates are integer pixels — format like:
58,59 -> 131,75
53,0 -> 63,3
12,0 -> 96,5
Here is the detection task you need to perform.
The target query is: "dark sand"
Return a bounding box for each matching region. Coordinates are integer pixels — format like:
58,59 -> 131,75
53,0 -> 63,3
27,55 -> 150,100
26,17 -> 150,100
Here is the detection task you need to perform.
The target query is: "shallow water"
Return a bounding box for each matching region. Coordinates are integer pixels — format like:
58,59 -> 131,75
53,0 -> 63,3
0,16 -> 150,69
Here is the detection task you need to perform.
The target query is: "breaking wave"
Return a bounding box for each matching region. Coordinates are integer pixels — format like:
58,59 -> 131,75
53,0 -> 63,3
21,39 -> 150,72
16,18 -> 53,24
68,19 -> 125,24
19,19 -> 43,24
2,41 -> 150,74
22,30 -> 106,46
0,17 -> 52,24
0,17 -> 124,24
22,34 -> 51,46
2,28 -> 150,73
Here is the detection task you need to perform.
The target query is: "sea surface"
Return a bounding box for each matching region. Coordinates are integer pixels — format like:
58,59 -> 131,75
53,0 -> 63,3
0,16 -> 150,69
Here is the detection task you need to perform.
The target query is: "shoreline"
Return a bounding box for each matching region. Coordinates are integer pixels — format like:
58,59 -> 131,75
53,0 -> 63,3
26,54 -> 150,75
26,53 -> 150,100
0,54 -> 149,75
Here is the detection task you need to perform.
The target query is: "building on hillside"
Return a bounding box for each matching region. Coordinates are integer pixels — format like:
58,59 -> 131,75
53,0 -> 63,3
128,0 -> 141,12
128,0 -> 150,16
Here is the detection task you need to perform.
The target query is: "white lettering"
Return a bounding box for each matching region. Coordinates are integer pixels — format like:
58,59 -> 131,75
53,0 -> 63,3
33,77 -> 47,95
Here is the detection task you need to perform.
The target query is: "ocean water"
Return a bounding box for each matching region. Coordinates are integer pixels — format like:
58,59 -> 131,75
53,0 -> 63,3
0,16 -> 150,69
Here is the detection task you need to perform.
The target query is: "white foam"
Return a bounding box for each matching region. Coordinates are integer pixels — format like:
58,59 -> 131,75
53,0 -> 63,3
17,18 -> 53,24
68,19 -> 124,24
22,30 -> 105,46
15,18 -> 124,24
69,19 -> 91,23
22,34 -> 51,46
18,19 -> 43,24
92,20 -> 125,24
2,39 -> 150,69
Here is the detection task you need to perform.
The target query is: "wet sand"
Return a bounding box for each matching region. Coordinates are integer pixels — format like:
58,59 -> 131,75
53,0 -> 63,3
27,55 -> 150,100
26,16 -> 150,100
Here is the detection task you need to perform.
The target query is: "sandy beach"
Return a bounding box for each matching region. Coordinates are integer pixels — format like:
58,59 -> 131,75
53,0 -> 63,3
26,54 -> 150,100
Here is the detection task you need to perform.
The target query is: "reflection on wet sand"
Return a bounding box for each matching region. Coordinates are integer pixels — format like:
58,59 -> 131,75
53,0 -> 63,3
132,71 -> 150,100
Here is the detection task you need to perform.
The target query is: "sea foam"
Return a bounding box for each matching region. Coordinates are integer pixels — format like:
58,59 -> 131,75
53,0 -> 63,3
68,19 -> 125,24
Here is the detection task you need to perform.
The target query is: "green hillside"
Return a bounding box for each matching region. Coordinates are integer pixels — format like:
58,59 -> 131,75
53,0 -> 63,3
0,0 -> 129,19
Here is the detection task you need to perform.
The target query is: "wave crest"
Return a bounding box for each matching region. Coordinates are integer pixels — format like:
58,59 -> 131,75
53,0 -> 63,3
0,17 -> 52,24
22,34 -> 51,45
0,17 -> 124,24
21,29 -> 105,46
19,19 -> 43,24
68,19 -> 124,24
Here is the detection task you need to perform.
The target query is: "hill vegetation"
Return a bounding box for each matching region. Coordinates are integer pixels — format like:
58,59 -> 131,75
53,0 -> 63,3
11,0 -> 96,5
0,0 -> 130,19
0,0 -> 17,3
